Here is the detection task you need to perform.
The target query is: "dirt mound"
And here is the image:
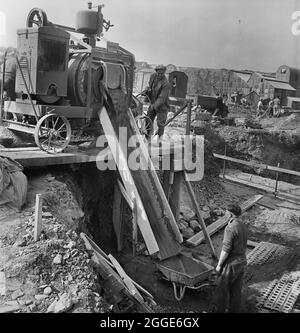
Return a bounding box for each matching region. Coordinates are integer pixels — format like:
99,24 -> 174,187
0,173 -> 110,313
272,113 -> 300,131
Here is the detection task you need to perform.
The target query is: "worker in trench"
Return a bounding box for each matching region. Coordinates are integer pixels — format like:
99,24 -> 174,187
213,203 -> 248,313
141,64 -> 171,143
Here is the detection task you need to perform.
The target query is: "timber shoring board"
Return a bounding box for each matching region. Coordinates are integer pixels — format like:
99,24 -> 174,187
214,153 -> 300,177
99,107 -> 182,260
186,194 -> 263,246
0,147 -> 112,167
127,107 -> 183,244
221,174 -> 300,202
98,107 -> 159,256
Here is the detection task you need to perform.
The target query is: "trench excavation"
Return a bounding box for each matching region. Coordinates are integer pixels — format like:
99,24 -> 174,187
1,3 -> 300,315
21,164 -> 216,313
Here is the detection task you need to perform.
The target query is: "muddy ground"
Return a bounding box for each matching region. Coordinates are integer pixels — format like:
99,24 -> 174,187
0,107 -> 300,313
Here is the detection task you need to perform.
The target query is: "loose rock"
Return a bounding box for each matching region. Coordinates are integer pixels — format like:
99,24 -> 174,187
11,289 -> 24,300
42,212 -> 53,218
54,293 -> 74,313
189,220 -> 201,232
35,294 -> 48,301
43,287 -> 52,295
53,254 -> 63,265
182,227 -> 195,239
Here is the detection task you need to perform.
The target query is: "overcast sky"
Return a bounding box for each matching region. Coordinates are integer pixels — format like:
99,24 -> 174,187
1,0 -> 300,72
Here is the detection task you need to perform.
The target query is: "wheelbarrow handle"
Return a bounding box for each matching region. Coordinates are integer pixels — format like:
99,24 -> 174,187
172,282 -> 186,301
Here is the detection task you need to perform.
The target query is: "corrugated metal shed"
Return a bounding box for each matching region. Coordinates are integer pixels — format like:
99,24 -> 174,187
265,80 -> 296,91
287,97 -> 300,102
234,72 -> 252,83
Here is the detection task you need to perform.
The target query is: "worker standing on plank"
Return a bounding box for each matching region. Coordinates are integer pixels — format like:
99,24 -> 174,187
214,203 -> 248,313
142,64 -> 171,142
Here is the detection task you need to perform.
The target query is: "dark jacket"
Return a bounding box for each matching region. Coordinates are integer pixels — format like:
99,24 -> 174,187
222,217 -> 248,265
147,72 -> 170,112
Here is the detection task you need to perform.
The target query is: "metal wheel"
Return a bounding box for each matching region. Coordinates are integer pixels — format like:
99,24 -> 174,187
34,113 -> 71,153
135,114 -> 152,136
26,8 -> 48,28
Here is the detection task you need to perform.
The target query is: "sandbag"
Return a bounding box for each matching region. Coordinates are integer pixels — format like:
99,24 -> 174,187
0,156 -> 27,209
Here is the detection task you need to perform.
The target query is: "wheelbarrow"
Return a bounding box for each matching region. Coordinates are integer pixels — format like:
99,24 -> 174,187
157,253 -> 216,301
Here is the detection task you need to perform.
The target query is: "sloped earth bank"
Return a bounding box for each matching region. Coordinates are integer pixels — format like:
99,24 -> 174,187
212,113 -> 300,185
0,166 -> 118,313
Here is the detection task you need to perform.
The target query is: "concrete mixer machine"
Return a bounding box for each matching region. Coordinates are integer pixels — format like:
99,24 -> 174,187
1,3 -> 135,152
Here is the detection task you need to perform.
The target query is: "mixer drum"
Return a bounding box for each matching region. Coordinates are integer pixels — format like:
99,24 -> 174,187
67,53 -> 126,109
67,53 -> 90,106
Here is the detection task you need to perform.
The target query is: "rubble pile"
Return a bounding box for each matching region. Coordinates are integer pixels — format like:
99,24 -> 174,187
0,175 -> 110,313
178,176 -> 239,240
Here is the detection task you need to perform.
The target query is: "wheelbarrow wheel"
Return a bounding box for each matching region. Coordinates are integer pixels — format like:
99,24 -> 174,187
135,115 -> 152,136
34,113 -> 71,153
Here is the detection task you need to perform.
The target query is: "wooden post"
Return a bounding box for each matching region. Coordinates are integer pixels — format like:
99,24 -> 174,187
222,145 -> 227,179
0,49 -> 8,125
184,174 -> 217,259
112,184 -> 124,251
274,162 -> 280,197
162,170 -> 172,200
34,194 -> 43,242
185,100 -> 192,135
132,198 -> 138,256
169,171 -> 182,222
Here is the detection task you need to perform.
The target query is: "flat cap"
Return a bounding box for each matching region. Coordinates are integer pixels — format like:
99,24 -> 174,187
155,64 -> 167,71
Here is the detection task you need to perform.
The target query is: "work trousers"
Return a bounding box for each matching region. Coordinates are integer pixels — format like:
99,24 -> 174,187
214,261 -> 246,313
146,106 -> 168,138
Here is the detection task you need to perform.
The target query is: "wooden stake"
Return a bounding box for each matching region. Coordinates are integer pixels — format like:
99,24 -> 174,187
132,198 -> 138,256
184,173 -> 217,259
169,171 -> 182,222
274,162 -> 280,197
34,194 -> 43,242
112,184 -> 124,251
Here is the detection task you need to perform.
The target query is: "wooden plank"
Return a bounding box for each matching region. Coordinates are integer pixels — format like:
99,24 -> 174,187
240,194 -> 264,211
185,175 -> 217,259
112,185 -> 123,251
127,108 -> 183,244
169,171 -> 181,222
247,240 -> 259,248
0,305 -> 19,313
0,147 -> 113,168
98,107 -> 159,256
162,170 -> 172,200
214,153 -> 300,177
80,233 -> 155,302
132,198 -> 138,256
0,272 -> 5,296
108,254 -> 144,303
33,194 -> 43,242
186,194 -> 263,246
91,251 -> 153,313
0,147 -> 40,152
222,174 -> 300,202
117,179 -> 134,210
186,212 -> 231,247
